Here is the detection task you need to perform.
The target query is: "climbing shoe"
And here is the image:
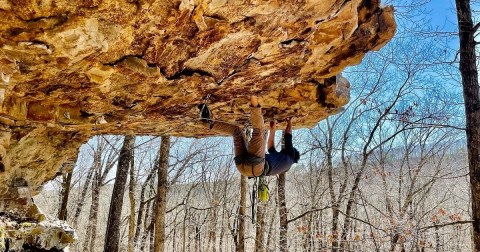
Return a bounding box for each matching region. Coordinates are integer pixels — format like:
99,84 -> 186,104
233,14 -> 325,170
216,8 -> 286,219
197,103 -> 214,129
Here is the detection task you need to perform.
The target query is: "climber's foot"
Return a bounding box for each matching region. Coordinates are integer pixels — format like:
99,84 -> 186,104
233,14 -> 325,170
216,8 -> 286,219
198,103 -> 214,129
270,120 -> 276,129
198,103 -> 211,121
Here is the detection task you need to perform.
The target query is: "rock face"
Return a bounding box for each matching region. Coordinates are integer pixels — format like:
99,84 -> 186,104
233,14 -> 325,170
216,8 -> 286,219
0,0 -> 395,249
1,215 -> 76,251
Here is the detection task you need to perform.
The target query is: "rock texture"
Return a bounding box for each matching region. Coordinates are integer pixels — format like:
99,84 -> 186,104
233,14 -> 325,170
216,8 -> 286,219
1,216 -> 76,251
0,0 -> 395,249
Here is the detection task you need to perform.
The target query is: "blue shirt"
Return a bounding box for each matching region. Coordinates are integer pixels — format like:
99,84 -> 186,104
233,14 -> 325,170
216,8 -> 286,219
265,133 -> 295,175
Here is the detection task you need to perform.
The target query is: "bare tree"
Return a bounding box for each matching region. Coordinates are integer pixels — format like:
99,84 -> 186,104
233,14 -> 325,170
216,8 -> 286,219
104,135 -> 135,252
454,0 -> 480,250
154,136 -> 171,252
128,145 -> 136,252
255,191 -> 266,252
287,154 -> 329,251
82,136 -> 121,252
58,158 -> 76,221
278,131 -> 289,252
72,156 -> 97,227
134,164 -> 156,248
238,175 -> 246,252
278,173 -> 288,252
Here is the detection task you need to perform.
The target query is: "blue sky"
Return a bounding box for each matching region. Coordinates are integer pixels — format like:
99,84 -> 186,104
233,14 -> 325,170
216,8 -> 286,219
426,0 -> 458,30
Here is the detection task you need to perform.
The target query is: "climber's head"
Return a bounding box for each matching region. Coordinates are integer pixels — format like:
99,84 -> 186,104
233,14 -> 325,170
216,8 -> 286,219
293,148 -> 300,163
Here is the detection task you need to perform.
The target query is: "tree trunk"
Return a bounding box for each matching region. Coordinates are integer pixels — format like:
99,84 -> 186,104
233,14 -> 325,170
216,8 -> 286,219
150,200 -> 157,252
265,200 -> 276,251
331,206 -> 340,251
278,131 -> 288,252
88,183 -> 100,252
340,159 -> 368,250
195,225 -> 201,252
306,212 -> 313,251
72,153 -> 98,227
208,208 -> 218,252
58,169 -> 73,221
140,198 -> 153,252
278,173 -> 288,252
154,136 -> 171,252
238,175 -> 246,252
104,135 -> 135,252
455,1 -> 480,251
324,121 -> 340,252
128,146 -> 136,252
134,168 -> 156,247
435,226 -> 441,252
182,205 -> 189,252
83,170 -> 101,252
255,201 -> 266,252
172,219 -> 177,252
220,207 -> 226,251
150,220 -> 156,252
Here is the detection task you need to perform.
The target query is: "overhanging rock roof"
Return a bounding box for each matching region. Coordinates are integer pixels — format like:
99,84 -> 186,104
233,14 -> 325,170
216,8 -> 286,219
0,0 -> 395,249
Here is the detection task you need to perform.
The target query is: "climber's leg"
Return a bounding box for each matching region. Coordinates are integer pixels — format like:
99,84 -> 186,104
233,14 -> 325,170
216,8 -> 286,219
232,127 -> 248,157
246,97 -> 266,176
247,106 -> 266,159
198,103 -> 247,156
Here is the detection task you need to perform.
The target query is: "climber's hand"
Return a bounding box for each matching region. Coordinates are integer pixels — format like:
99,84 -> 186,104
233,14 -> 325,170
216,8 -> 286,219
285,117 -> 292,134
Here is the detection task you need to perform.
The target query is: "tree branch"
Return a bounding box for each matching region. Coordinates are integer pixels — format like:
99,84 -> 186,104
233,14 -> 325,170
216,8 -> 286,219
287,206 -> 331,223
473,22 -> 480,32
337,209 -> 387,232
419,220 -> 473,231
166,202 -> 185,214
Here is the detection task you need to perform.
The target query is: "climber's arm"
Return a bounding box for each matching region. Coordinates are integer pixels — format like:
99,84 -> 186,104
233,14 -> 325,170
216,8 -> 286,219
284,118 -> 294,151
285,117 -> 292,134
267,120 -> 276,152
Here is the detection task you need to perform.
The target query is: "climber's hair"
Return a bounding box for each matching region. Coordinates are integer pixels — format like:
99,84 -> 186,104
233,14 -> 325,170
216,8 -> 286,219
293,148 -> 300,163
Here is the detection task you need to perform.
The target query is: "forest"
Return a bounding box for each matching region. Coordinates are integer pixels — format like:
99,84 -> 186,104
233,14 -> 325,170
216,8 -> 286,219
32,0 -> 479,251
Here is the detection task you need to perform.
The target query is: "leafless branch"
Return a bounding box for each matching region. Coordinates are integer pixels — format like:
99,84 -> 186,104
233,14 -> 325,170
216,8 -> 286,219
419,220 -> 473,231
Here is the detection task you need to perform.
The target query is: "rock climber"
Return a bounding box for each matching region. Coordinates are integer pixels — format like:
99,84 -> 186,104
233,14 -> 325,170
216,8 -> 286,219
199,95 -> 300,177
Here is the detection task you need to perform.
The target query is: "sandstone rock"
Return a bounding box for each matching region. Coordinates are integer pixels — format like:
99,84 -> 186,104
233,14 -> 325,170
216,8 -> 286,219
0,0 -> 395,249
0,216 -> 76,251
